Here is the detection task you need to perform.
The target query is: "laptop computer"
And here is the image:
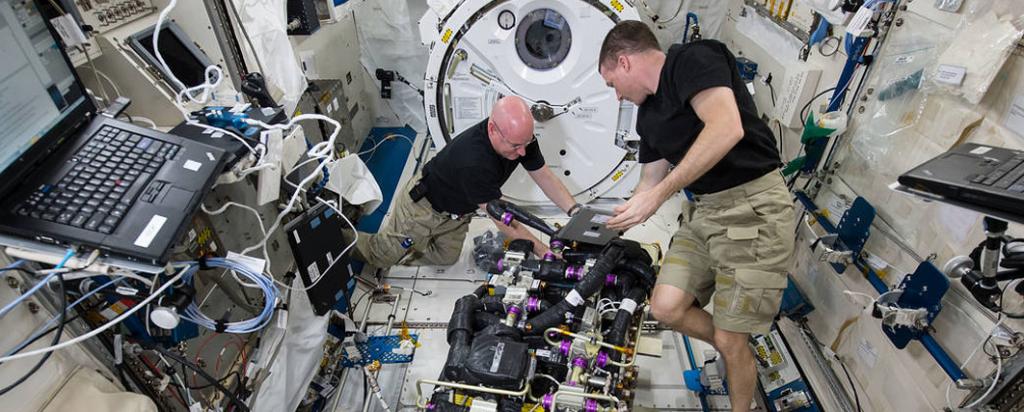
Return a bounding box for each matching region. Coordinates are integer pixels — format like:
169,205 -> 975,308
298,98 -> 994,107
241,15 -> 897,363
0,0 -> 226,264
897,143 -> 1024,216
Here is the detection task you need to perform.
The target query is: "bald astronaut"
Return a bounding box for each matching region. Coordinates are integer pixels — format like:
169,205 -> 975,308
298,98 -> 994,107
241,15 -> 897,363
352,96 -> 578,268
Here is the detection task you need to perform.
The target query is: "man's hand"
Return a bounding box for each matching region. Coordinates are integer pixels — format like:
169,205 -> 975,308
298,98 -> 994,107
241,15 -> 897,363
607,186 -> 669,230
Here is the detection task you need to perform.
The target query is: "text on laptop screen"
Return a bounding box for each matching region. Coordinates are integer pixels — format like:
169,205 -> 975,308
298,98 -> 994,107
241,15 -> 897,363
0,0 -> 85,173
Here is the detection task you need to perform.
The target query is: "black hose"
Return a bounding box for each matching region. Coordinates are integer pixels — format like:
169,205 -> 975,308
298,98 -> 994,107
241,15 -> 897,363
479,295 -> 506,314
617,259 -> 657,290
521,259 -> 571,282
474,311 -> 504,330
448,295 -> 479,343
524,243 -> 624,333
486,200 -> 557,236
443,295 -> 480,380
607,287 -> 647,361
429,392 -> 470,412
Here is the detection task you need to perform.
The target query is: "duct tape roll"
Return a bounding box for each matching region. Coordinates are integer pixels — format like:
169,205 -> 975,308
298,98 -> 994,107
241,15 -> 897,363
817,111 -> 848,136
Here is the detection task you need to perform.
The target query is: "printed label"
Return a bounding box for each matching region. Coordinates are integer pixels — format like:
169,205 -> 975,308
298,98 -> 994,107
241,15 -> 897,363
133,215 -> 167,248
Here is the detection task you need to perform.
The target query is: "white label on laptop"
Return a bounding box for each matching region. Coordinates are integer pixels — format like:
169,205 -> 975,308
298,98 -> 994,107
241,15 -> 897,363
212,132 -> 224,139
935,64 -> 966,86
202,128 -> 215,135
970,146 -> 992,155
226,251 -> 266,274
583,230 -> 602,238
307,261 -> 322,283
292,230 -> 302,244
206,152 -> 216,161
590,214 -> 611,224
133,215 -> 167,248
184,160 -> 202,171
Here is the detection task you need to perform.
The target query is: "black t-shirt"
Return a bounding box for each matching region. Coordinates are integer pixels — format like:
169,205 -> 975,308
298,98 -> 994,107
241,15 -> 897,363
636,40 -> 781,194
421,119 -> 545,215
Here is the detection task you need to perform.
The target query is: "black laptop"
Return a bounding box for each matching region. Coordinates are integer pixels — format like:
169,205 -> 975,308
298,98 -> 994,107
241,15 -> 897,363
898,143 -> 1024,216
0,0 -> 226,264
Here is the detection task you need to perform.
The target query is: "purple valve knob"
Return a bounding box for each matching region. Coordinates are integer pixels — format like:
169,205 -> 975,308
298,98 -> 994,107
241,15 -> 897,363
596,351 -> 608,368
605,273 -> 618,286
502,212 -> 513,226
542,394 -> 554,410
527,296 -> 541,312
508,306 -> 522,316
585,399 -> 599,412
551,239 -> 564,250
426,403 -> 435,410
496,258 -> 504,272
543,252 -> 555,261
565,265 -> 582,280
573,357 -> 587,369
560,339 -> 571,356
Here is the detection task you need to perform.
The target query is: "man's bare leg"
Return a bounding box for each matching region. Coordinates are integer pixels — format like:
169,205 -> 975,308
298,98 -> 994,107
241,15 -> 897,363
714,328 -> 756,412
650,284 -> 715,344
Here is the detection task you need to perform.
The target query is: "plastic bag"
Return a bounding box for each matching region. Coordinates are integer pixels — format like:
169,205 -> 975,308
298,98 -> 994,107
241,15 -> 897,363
232,0 -> 307,114
472,230 -> 507,272
922,10 -> 1024,104
933,0 -> 963,13
797,0 -> 849,25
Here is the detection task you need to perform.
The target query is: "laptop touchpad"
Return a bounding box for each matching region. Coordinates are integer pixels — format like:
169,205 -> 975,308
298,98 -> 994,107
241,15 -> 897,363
159,187 -> 196,209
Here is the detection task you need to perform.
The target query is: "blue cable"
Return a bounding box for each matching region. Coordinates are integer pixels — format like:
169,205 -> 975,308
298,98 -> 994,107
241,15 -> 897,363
3,276 -> 123,356
0,249 -> 75,319
178,257 -> 278,334
0,260 -> 25,273
683,12 -> 699,43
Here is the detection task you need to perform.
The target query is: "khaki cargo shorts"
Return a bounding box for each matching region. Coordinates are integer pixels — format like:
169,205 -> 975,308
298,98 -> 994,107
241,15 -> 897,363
658,170 -> 796,335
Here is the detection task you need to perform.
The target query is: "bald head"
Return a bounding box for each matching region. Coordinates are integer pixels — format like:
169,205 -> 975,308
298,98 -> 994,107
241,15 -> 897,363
487,96 -> 536,160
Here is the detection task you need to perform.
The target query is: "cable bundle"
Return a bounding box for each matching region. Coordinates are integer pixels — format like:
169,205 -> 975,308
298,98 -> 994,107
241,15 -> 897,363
180,257 -> 279,334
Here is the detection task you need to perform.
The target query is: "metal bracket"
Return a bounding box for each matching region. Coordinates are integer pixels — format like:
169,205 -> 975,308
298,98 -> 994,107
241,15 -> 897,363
810,197 -> 875,274
883,262 -> 949,349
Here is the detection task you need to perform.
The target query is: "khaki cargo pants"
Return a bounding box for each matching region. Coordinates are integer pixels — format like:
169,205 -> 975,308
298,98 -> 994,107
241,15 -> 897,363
659,170 -> 796,335
354,175 -> 472,268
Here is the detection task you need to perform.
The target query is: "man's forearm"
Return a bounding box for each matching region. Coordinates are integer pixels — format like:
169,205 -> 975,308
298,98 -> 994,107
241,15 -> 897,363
532,167 -> 577,213
656,126 -> 742,197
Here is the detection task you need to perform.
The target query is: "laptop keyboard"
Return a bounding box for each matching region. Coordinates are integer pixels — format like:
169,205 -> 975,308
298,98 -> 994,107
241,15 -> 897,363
15,126 -> 181,234
970,153 -> 1024,193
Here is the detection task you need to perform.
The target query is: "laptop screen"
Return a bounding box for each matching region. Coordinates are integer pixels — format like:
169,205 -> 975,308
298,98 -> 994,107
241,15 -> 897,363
0,0 -> 86,174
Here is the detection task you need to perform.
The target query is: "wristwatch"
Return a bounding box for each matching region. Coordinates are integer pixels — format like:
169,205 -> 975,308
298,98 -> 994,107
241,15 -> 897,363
567,203 -> 582,217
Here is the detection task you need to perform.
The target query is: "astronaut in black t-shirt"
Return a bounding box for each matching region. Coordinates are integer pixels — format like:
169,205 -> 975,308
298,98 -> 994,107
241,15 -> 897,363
352,97 -> 578,268
598,21 -> 796,412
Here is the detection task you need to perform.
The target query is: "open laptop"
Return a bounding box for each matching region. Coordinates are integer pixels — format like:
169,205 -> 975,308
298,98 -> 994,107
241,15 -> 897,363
898,143 -> 1024,216
0,0 -> 226,264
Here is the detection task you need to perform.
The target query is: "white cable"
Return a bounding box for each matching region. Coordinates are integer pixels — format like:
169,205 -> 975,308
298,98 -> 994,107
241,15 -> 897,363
201,201 -> 271,288
237,115 -> 343,264
945,317 -> 1006,411
0,266 -> 189,363
144,271 -> 160,338
151,0 -> 263,160
131,116 -> 159,129
59,270 -> 153,287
